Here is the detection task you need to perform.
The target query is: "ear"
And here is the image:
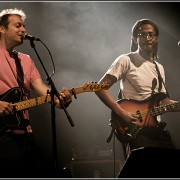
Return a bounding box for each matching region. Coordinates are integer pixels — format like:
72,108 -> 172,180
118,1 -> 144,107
0,26 -> 5,34
132,36 -> 138,44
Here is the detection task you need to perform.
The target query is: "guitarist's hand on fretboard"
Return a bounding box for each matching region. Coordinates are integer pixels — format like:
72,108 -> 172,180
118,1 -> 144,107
55,88 -> 72,109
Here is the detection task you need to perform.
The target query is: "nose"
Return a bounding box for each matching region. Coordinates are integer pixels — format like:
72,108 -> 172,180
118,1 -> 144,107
20,25 -> 26,33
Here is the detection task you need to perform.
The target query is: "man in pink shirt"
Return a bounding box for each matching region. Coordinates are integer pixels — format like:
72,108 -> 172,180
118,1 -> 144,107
0,8 -> 72,177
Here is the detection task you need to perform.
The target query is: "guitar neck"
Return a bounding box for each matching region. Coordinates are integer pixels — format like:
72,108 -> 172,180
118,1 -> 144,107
15,88 -> 81,111
14,82 -> 108,111
152,101 -> 180,116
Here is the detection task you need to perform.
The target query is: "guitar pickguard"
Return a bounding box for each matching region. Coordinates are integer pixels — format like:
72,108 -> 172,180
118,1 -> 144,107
0,87 -> 23,131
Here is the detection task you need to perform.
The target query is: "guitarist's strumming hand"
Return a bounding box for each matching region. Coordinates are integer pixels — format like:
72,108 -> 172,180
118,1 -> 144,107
120,110 -> 139,124
0,101 -> 15,116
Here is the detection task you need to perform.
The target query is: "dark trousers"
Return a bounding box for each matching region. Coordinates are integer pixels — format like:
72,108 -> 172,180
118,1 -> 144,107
0,132 -> 45,177
119,127 -> 177,178
0,132 -> 72,178
130,127 -> 175,149
121,126 -> 176,159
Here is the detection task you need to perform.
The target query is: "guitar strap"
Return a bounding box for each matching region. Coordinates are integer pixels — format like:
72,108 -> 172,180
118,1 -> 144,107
11,50 -> 25,90
10,51 -> 30,129
153,61 -> 170,97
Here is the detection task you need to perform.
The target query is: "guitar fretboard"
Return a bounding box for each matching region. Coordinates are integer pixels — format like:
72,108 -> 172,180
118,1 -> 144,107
150,101 -> 180,116
14,83 -> 109,111
15,95 -> 51,111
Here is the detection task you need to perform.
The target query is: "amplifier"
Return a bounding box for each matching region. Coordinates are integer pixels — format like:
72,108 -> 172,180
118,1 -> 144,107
71,146 -> 113,160
69,159 -> 122,178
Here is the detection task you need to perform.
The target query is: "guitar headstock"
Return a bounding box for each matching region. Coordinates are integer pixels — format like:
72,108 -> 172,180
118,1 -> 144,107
81,82 -> 109,92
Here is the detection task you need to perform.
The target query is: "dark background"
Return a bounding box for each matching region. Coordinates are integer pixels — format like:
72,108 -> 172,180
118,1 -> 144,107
1,1 -> 180,177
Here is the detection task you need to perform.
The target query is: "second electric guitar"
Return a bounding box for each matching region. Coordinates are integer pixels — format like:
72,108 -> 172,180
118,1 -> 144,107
110,92 -> 178,143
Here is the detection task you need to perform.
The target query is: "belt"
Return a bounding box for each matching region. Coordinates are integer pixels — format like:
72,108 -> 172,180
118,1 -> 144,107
5,124 -> 32,134
0,129 -> 29,137
10,129 -> 28,134
6,127 -> 32,134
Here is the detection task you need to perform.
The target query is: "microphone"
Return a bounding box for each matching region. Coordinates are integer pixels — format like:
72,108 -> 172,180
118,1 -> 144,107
23,33 -> 40,41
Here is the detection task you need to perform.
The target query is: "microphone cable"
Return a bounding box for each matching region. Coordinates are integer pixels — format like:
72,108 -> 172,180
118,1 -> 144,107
38,39 -> 56,79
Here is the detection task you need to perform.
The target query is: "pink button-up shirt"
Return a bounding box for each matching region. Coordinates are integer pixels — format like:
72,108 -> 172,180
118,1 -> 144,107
0,47 -> 41,132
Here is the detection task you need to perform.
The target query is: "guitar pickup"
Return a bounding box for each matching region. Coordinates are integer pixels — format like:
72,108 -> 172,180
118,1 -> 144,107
136,110 -> 143,122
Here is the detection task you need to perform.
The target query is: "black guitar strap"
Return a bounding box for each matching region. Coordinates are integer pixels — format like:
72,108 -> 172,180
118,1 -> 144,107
10,51 -> 30,128
153,61 -> 170,97
11,50 -> 25,90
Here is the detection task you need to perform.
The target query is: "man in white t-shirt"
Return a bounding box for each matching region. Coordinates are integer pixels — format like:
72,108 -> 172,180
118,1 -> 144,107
96,19 -> 179,161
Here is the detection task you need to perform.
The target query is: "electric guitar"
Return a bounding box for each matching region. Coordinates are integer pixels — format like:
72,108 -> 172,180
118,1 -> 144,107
0,82 -> 109,131
110,92 -> 178,143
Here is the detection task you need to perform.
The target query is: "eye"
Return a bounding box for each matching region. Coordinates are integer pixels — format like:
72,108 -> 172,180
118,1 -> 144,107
16,22 -> 25,28
138,32 -> 156,40
148,32 -> 156,38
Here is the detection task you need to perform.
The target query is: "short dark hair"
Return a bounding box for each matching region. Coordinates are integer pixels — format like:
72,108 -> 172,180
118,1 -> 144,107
0,14 -> 11,28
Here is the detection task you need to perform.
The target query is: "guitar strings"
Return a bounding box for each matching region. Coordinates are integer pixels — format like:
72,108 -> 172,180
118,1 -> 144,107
136,101 -> 180,118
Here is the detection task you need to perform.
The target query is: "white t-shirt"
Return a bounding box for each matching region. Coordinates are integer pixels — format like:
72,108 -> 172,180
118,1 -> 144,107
106,52 -> 166,101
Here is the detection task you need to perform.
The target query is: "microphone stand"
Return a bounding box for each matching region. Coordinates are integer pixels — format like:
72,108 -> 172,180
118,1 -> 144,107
28,39 -> 74,175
